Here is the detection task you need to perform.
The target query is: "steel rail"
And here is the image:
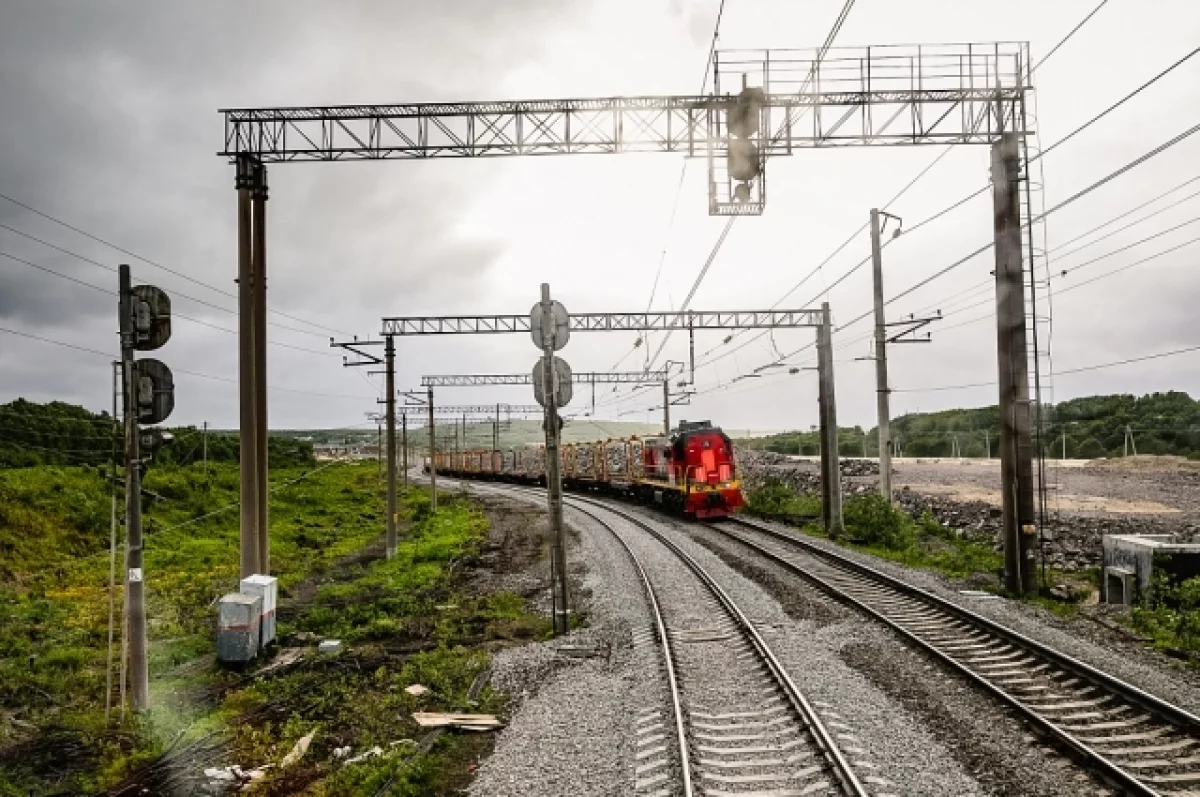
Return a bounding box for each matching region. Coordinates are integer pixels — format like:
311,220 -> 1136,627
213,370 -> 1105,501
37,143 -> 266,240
719,515 -> 1200,796
558,492 -> 870,797
565,501 -> 695,796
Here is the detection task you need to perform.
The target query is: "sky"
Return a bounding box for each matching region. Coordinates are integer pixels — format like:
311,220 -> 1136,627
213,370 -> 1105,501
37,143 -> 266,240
1,0 -> 1198,435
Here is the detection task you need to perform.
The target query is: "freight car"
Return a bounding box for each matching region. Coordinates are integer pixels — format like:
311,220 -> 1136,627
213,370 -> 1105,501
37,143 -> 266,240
426,419 -> 745,519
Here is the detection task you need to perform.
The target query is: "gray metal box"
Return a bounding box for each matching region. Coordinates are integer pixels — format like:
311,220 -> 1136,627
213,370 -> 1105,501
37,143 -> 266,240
217,593 -> 262,664
240,574 -> 278,646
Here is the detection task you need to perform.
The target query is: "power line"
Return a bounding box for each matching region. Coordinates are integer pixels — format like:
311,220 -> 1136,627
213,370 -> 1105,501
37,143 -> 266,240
1031,0 -> 1108,72
683,3 -> 1119,381
0,323 -> 373,401
0,247 -> 339,357
0,192 -> 350,336
617,0 -> 728,373
894,344 -> 1200,394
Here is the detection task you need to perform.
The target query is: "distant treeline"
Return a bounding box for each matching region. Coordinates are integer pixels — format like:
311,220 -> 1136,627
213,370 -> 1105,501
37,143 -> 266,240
0,399 -> 315,469
738,391 -> 1200,460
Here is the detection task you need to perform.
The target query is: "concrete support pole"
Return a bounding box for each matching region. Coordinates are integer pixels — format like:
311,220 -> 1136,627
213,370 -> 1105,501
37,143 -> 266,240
118,264 -> 149,711
991,132 -> 1037,596
869,208 -> 893,503
235,155 -> 259,578
427,386 -> 437,510
540,283 -> 569,635
251,162 -> 269,574
817,302 -> 844,537
663,379 -> 671,436
384,336 -> 397,558
493,402 -> 500,463
401,413 -> 408,488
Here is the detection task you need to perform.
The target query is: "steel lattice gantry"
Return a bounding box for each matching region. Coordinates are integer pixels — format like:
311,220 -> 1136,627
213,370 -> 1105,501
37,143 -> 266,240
221,44 -> 1027,161
220,43 -> 1030,215
421,372 -> 668,387
397,403 -> 543,414
384,310 -> 824,336
220,39 -> 1044,594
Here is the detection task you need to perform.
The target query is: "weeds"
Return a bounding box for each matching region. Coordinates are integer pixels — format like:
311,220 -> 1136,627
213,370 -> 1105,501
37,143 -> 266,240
1,460 -> 547,795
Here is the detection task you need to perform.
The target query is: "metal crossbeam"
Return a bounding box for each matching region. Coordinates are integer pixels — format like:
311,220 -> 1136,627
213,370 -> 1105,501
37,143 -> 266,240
220,44 -> 1027,163
384,310 -> 823,337
397,403 -> 542,414
421,371 -> 668,387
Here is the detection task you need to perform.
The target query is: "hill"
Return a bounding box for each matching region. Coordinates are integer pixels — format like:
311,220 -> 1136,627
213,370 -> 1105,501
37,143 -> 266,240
739,391 -> 1200,460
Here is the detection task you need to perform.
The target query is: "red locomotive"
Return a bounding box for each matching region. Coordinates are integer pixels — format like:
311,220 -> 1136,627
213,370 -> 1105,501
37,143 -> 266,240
428,419 -> 745,519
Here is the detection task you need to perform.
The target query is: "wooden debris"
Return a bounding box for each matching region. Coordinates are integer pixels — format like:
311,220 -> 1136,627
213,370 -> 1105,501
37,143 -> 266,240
280,730 -> 315,767
411,712 -> 502,731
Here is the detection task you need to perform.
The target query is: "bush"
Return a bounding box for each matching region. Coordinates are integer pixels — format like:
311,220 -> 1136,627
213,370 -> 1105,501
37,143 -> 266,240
743,479 -> 820,518
843,494 -> 914,550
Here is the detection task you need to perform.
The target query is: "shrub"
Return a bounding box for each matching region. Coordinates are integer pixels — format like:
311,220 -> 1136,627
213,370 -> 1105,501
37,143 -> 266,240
843,494 -> 914,550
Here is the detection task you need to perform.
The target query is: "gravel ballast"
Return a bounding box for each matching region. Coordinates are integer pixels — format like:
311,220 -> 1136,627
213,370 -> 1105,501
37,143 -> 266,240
743,513 -> 1200,715
582,497 -> 988,797
464,487 -> 664,797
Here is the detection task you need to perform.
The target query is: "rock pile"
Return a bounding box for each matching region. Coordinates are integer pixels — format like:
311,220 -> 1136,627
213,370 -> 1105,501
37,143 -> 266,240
735,446 -> 1200,573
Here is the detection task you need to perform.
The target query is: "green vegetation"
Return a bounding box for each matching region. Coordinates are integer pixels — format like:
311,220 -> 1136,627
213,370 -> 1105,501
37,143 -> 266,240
0,458 -> 546,795
739,391 -> 1200,459
1130,569 -> 1200,658
743,478 -> 821,519
743,482 -> 1005,581
0,398 -> 315,470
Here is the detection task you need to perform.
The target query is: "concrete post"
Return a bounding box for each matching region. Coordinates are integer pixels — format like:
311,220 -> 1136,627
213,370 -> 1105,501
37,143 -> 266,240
663,379 -> 671,436
540,283 -> 569,635
427,386 -> 437,510
991,132 -> 1037,596
401,413 -> 408,488
384,336 -> 397,558
251,162 -> 269,574
817,302 -> 844,537
235,155 -> 259,578
869,208 -> 893,503
118,265 -> 148,711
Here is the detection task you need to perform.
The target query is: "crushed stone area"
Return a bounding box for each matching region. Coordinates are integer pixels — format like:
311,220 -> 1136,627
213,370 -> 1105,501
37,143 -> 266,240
747,514 -> 1200,713
602,501 -> 989,797
465,488 -> 663,797
686,522 -> 1109,797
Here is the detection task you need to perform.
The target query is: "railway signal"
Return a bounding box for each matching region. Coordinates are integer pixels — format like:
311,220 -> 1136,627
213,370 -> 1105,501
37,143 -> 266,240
532,284 -> 570,636
117,264 -> 175,713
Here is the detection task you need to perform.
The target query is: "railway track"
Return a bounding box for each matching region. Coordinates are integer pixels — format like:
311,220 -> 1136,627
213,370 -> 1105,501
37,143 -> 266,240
469,480 -> 879,796
712,515 -> 1200,797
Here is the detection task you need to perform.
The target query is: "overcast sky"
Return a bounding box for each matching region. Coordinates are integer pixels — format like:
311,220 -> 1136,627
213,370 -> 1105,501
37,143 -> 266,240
1,0 -> 1198,434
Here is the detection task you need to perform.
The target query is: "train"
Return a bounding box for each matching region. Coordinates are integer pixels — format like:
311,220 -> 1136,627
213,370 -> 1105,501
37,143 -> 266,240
425,419 -> 746,519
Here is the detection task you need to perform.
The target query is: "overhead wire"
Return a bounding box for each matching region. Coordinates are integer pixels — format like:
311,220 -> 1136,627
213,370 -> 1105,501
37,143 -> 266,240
644,0 -> 858,376
0,191 -> 350,336
0,323 -> 374,401
0,248 -> 340,357
692,1 -> 1118,379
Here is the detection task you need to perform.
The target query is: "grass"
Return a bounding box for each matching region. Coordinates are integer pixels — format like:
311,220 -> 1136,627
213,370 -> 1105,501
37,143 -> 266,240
742,482 -> 1090,615
0,460 -> 549,795
1127,572 -> 1200,660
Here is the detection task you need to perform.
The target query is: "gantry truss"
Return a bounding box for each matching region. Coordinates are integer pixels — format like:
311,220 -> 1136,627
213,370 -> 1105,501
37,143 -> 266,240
421,370 -> 669,387
397,404 -> 543,414
382,309 -> 824,336
220,43 -> 1030,214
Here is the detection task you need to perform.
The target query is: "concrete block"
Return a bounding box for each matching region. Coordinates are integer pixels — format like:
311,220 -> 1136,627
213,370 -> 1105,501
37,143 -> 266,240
318,639 -> 342,655
240,574 -> 278,646
217,593 -> 262,664
1102,534 -> 1200,604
